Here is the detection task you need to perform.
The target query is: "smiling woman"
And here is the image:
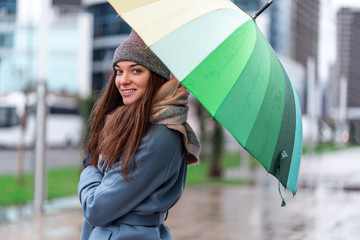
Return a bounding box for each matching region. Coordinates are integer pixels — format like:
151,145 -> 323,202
78,30 -> 200,240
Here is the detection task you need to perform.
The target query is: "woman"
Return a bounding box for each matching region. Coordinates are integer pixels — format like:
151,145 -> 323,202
78,30 -> 200,240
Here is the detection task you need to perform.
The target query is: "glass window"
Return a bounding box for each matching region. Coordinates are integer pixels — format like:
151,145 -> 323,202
90,3 -> 131,37
92,73 -> 105,91
0,107 -> 19,127
0,33 -> 14,47
0,0 -> 16,14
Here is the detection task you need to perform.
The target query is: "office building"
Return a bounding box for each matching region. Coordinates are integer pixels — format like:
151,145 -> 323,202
270,0 -> 320,70
269,0 -> 320,69
268,0 -> 292,56
232,0 -> 263,13
0,0 -> 16,92
337,8 -> 360,108
336,8 -> 360,142
86,2 -> 131,91
290,0 -> 320,75
0,0 -> 92,97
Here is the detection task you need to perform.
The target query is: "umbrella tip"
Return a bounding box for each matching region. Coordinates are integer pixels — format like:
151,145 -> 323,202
278,181 -> 287,207
252,0 -> 273,20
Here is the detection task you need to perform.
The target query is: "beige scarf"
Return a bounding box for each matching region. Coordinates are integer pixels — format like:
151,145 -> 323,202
152,79 -> 200,165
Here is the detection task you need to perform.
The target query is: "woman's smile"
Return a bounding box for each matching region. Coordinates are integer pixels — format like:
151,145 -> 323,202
121,89 -> 136,96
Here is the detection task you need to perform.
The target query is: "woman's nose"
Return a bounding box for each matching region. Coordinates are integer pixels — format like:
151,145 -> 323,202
120,72 -> 131,84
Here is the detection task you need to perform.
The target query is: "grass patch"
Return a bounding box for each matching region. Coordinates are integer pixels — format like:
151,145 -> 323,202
47,167 -> 81,200
0,174 -> 33,206
0,166 -> 81,207
302,143 -> 344,155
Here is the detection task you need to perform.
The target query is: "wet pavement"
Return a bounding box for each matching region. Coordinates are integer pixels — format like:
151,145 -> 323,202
299,147 -> 360,190
0,147 -> 360,240
1,186 -> 360,240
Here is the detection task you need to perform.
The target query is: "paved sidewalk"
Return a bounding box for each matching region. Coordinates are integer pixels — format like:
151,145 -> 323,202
0,208 -> 83,240
1,184 -> 360,240
299,147 -> 360,190
0,186 -> 299,240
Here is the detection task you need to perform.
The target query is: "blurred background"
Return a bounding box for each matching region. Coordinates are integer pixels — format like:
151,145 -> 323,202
1,0 -> 360,239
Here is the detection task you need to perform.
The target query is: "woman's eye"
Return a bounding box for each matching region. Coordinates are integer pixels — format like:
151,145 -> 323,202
133,69 -> 141,74
116,70 -> 123,75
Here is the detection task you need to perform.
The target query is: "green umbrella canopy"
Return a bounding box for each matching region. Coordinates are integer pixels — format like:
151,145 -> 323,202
108,0 -> 303,195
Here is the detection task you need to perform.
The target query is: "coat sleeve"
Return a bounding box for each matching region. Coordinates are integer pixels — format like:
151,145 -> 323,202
77,125 -> 184,227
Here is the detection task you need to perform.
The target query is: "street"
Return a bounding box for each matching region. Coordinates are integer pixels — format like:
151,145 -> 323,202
0,148 -> 83,174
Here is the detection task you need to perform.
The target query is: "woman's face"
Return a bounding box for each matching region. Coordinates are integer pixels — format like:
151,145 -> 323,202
114,61 -> 151,105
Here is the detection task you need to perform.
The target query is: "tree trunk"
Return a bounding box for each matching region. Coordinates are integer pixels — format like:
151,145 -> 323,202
208,121 -> 224,178
195,100 -> 209,158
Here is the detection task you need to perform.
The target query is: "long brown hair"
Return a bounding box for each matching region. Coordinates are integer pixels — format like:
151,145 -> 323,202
86,71 -> 166,180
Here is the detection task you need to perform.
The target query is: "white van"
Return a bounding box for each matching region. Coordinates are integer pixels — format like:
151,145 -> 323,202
0,92 -> 84,148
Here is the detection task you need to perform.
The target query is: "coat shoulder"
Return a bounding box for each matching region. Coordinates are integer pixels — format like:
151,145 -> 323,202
146,124 -> 182,150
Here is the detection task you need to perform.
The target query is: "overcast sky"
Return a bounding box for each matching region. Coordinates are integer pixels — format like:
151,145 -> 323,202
332,0 -> 360,9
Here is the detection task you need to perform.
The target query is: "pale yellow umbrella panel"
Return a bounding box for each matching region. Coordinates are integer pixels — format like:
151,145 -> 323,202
108,0 -> 243,45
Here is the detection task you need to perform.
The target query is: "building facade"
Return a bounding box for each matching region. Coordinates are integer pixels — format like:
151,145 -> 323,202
268,0 -> 292,56
269,0 -> 320,73
0,0 -> 17,93
336,8 -> 360,142
0,0 -> 16,48
290,0 -> 320,75
0,0 -> 92,97
337,8 -> 360,108
86,2 -> 131,91
232,0 -> 263,13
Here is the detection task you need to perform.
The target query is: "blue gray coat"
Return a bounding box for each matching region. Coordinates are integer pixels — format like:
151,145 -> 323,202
78,124 -> 187,240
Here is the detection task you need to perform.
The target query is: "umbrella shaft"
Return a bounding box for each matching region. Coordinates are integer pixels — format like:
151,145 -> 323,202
253,0 -> 273,20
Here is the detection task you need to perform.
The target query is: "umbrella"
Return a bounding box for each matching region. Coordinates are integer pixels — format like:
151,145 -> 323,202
107,0 -> 302,197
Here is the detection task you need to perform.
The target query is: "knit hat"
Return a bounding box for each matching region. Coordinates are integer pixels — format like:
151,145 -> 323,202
112,30 -> 170,80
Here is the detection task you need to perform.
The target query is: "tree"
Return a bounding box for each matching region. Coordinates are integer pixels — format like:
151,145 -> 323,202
208,121 -> 224,178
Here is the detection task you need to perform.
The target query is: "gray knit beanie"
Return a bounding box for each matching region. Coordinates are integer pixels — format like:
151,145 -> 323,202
112,30 -> 170,80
